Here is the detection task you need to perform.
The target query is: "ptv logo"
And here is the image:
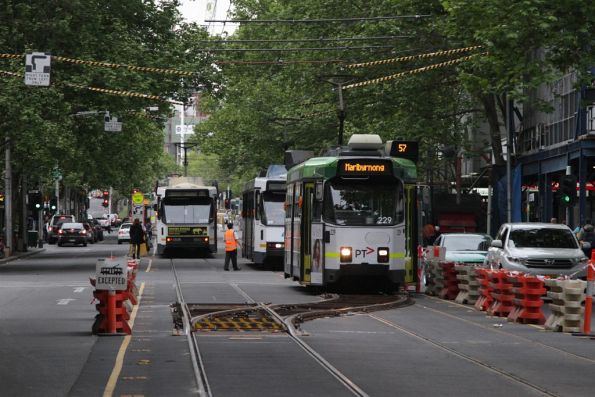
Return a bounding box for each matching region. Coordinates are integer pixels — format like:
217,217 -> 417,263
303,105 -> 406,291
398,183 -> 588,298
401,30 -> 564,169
355,247 -> 375,258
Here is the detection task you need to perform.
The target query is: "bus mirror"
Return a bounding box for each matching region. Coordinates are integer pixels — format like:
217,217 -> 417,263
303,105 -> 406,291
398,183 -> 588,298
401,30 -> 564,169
315,182 -> 323,201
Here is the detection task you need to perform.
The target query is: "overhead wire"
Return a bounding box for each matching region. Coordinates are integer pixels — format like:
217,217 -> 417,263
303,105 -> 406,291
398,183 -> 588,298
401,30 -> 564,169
197,35 -> 413,43
205,15 -> 432,23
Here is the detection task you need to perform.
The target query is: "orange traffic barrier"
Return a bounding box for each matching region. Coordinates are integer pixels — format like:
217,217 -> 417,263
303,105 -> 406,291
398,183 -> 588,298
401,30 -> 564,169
487,270 -> 514,317
474,268 -> 493,311
507,274 -> 546,325
92,290 -> 131,335
583,253 -> 595,335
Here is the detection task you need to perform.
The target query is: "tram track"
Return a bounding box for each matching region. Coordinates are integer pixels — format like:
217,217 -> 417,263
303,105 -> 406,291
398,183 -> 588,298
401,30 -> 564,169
169,258 -> 412,397
368,313 -> 560,397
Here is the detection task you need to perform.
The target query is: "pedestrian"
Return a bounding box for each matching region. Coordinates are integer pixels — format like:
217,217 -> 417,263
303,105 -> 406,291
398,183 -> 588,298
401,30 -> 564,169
145,220 -> 152,249
576,219 -> 593,241
422,223 -> 436,246
580,222 -> 595,258
224,222 -> 240,271
550,217 -> 558,224
129,218 -> 145,259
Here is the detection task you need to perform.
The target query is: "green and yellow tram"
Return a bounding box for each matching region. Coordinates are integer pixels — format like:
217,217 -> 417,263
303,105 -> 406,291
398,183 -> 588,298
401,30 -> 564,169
284,134 -> 418,289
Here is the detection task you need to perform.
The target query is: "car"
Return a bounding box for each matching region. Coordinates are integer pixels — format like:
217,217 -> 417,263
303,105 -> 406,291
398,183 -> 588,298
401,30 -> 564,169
97,217 -> 111,230
82,222 -> 96,243
117,222 -> 132,244
47,214 -> 76,244
484,222 -> 589,277
57,222 -> 87,247
433,233 -> 492,264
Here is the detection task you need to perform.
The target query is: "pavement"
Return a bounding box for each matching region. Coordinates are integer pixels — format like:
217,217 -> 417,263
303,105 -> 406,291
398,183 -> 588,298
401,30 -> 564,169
0,247 -> 45,265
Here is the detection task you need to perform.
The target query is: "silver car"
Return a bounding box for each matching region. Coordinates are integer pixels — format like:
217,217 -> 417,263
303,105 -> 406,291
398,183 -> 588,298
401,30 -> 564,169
485,222 -> 588,277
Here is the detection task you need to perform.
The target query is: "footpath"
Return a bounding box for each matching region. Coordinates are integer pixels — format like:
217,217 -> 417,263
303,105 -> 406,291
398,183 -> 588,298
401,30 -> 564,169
0,247 -> 45,265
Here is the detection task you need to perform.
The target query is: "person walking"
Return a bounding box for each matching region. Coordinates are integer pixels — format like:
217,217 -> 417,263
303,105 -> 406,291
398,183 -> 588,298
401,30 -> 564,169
129,218 -> 145,259
224,222 -> 240,271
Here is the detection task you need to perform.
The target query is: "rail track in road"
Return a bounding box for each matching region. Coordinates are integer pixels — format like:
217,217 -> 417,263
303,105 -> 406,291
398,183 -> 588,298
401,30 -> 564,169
169,258 -> 412,397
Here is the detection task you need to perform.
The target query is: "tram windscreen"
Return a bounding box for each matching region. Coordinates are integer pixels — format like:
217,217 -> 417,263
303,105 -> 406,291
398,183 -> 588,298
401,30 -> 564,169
162,196 -> 213,224
324,179 -> 403,226
261,191 -> 285,225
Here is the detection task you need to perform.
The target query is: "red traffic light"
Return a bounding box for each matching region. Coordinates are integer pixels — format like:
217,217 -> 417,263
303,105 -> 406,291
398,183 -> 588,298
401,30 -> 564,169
102,198 -> 109,207
102,190 -> 109,198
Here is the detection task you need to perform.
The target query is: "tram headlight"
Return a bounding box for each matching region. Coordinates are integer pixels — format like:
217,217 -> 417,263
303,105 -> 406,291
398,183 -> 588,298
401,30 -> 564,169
378,247 -> 389,263
340,246 -> 352,263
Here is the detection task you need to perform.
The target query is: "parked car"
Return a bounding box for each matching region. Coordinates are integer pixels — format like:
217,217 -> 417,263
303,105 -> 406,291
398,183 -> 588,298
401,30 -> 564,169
82,222 -> 96,243
484,222 -> 588,277
117,222 -> 132,244
97,217 -> 111,230
57,222 -> 87,247
48,214 -> 76,244
433,233 -> 492,264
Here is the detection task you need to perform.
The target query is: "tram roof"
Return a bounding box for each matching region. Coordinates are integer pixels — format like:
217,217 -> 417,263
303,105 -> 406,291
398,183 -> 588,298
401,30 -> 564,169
286,156 -> 416,183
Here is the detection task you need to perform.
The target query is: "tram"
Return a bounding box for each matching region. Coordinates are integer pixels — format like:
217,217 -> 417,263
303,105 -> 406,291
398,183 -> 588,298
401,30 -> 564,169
284,134 -> 418,288
155,179 -> 218,255
241,165 -> 287,265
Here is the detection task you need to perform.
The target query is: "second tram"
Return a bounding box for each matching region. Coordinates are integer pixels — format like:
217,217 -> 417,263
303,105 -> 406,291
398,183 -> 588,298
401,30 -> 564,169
241,165 -> 287,265
155,180 -> 218,255
284,134 -> 418,288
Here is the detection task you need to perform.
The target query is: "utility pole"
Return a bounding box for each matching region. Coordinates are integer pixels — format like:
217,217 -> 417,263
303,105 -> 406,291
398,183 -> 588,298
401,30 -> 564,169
506,97 -> 513,223
4,136 -> 11,257
319,75 -> 356,146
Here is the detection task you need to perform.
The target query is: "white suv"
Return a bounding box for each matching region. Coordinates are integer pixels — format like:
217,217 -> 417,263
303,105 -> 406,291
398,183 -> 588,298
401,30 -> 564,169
485,222 -> 588,278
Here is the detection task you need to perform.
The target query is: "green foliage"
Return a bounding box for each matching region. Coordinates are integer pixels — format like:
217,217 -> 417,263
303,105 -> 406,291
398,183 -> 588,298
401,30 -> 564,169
0,0 -> 219,195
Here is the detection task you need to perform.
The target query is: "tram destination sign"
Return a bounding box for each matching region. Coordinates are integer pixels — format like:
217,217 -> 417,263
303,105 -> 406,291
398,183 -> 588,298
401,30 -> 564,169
338,159 -> 393,176
95,258 -> 127,291
386,140 -> 419,163
168,226 -> 207,236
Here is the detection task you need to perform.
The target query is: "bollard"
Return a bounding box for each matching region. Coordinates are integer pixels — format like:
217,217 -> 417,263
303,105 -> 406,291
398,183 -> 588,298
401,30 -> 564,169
416,245 -> 424,293
107,290 -> 117,334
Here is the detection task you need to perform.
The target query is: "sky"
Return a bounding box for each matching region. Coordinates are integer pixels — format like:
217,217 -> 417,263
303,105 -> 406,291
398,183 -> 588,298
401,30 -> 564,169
178,0 -> 236,35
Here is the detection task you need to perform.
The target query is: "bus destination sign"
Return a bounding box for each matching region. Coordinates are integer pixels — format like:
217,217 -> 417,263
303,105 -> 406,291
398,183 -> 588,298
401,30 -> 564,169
386,140 -> 419,163
338,159 -> 393,176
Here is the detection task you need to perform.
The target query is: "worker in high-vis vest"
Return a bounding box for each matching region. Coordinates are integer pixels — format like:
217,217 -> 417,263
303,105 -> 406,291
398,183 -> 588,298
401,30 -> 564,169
224,223 -> 240,271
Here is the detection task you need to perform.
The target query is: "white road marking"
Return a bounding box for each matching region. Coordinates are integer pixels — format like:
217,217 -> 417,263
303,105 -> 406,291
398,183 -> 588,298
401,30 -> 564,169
73,287 -> 85,293
57,298 -> 76,305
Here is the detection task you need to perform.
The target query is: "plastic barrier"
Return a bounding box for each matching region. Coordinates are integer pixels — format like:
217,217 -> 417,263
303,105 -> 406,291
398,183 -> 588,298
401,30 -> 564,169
583,261 -> 594,335
544,279 -> 586,333
474,268 -> 493,311
507,274 -> 546,325
486,270 -> 514,317
423,246 -> 445,296
92,290 -> 132,335
454,264 -> 480,305
438,262 -> 459,300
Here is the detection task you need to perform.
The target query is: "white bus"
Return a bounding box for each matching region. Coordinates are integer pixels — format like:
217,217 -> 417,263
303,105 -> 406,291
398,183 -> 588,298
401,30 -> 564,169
155,182 -> 218,255
241,165 -> 287,265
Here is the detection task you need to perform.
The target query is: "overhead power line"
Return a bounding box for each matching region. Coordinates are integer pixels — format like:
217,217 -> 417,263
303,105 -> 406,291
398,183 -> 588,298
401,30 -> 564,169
214,59 -> 344,65
198,35 -> 413,43
205,15 -> 431,24
199,45 -> 396,52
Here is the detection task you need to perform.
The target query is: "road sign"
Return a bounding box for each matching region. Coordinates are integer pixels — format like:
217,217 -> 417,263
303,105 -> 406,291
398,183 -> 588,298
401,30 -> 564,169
95,258 -> 127,291
175,125 -> 194,135
24,52 -> 51,86
132,191 -> 144,204
104,116 -> 122,132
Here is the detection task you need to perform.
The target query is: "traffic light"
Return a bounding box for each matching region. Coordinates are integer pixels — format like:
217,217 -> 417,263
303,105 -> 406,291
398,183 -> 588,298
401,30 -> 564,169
49,197 -> 57,211
559,175 -> 577,206
224,199 -> 230,209
28,190 -> 43,211
102,190 -> 109,207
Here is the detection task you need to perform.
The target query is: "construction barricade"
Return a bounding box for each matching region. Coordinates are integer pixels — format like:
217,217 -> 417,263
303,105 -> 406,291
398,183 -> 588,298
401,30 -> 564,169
91,257 -> 136,335
544,279 -> 586,333
474,267 -> 493,311
486,270 -> 514,317
438,262 -> 459,300
455,264 -> 480,305
507,274 -> 546,325
423,246 -> 445,296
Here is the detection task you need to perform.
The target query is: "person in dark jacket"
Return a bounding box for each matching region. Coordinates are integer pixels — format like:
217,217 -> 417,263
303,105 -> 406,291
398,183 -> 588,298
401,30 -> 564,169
579,222 -> 595,259
129,218 -> 145,259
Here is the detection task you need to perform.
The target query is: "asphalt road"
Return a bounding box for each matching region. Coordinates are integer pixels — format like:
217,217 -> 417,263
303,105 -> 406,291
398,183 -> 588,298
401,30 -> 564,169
1,233 -> 595,397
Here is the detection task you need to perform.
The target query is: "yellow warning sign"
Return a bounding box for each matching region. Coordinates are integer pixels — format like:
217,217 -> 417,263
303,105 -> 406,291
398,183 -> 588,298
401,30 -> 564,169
132,191 -> 144,204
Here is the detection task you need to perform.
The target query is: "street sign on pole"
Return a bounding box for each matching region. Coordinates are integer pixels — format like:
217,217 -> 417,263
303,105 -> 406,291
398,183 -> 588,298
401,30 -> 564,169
104,116 -> 122,132
24,52 -> 51,86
